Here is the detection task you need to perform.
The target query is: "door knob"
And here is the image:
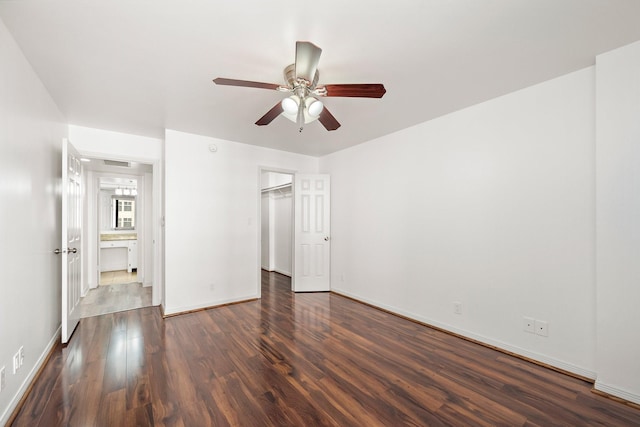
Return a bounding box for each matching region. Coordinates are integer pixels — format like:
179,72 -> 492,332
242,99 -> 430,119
54,248 -> 77,254
324,236 -> 330,241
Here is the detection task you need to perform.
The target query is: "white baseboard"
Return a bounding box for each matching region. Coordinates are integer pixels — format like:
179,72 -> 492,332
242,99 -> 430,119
274,269 -> 291,277
163,294 -> 258,316
260,268 -> 290,277
331,287 -> 596,380
595,380 -> 640,405
0,326 -> 61,427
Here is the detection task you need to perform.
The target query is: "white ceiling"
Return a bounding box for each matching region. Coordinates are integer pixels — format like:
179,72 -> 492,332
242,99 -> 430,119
2,1 -> 640,157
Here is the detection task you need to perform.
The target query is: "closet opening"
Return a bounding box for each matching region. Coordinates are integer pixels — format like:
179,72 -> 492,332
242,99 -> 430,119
260,170 -> 294,286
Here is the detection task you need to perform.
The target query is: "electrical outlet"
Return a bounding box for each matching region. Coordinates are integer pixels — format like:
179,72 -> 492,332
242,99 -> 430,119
13,352 -> 20,374
535,320 -> 549,337
523,316 -> 535,333
19,346 -> 24,367
453,302 -> 463,315
0,366 -> 5,392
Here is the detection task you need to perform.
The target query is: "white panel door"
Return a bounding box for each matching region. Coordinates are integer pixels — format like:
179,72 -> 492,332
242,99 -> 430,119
293,174 -> 330,292
61,138 -> 82,343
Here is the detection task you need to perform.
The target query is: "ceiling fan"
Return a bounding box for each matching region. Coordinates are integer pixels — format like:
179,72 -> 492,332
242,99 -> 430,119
213,41 -> 386,132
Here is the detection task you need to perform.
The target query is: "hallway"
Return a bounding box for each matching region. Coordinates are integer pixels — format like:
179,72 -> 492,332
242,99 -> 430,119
78,279 -> 151,318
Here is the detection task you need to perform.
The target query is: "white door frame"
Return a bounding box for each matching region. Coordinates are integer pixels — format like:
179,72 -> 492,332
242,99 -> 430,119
78,150 -> 164,307
257,166 -> 297,298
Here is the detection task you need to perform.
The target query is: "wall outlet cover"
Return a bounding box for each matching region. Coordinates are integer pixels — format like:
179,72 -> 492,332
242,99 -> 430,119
453,302 -> 463,315
535,320 -> 549,337
523,316 -> 535,333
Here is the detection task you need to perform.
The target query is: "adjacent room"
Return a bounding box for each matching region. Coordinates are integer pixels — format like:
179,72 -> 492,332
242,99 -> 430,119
78,165 -> 154,318
1,1 -> 640,425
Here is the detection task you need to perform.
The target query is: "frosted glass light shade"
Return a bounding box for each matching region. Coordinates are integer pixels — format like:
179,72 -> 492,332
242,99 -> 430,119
281,96 -> 299,115
306,98 -> 324,117
281,95 -> 323,125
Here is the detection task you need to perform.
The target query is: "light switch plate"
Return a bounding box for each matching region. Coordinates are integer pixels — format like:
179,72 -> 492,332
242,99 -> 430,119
13,353 -> 19,374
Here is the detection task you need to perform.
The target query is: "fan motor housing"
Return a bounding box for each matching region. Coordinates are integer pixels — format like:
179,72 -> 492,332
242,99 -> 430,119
284,63 -> 319,90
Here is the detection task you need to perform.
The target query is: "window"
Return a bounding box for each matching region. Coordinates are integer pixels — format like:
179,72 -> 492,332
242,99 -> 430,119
112,197 -> 136,229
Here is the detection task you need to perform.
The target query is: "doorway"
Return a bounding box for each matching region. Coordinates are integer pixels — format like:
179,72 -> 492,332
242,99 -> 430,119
79,158 -> 154,318
260,170 -> 294,281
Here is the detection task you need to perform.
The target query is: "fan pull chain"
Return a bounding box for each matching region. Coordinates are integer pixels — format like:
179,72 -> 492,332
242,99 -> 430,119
296,99 -> 305,132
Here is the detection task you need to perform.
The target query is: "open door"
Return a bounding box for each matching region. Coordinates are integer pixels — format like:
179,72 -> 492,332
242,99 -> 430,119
61,138 -> 82,343
293,174 -> 330,292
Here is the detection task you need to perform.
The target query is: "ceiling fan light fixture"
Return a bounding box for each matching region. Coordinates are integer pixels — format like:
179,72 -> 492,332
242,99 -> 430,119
281,96 -> 299,115
215,41 -> 385,131
306,97 -> 324,118
282,95 -> 324,125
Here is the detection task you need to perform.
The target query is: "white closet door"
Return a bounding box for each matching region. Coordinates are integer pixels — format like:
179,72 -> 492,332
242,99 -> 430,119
293,174 -> 330,292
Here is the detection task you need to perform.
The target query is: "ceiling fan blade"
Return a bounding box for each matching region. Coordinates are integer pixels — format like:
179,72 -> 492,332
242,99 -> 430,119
318,107 -> 341,131
295,41 -> 322,83
318,84 -> 386,98
213,78 -> 280,91
255,102 -> 284,126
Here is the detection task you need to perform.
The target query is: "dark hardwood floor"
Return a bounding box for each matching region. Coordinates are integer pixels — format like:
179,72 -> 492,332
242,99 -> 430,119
10,271 -> 640,426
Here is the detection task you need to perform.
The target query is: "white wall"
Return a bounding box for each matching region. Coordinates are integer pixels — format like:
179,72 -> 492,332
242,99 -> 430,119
164,130 -> 317,314
268,172 -> 293,188
273,188 -> 293,276
260,191 -> 272,270
143,171 -> 153,287
69,125 -> 163,160
0,18 -> 67,425
82,169 -> 96,292
320,67 -> 597,378
595,40 -> 640,404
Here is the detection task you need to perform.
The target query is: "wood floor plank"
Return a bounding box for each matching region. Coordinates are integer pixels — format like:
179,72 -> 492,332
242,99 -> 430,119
124,402 -> 155,427
9,271 -> 640,426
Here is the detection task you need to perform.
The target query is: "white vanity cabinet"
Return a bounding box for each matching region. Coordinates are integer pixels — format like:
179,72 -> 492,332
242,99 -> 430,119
100,238 -> 138,272
128,240 -> 137,272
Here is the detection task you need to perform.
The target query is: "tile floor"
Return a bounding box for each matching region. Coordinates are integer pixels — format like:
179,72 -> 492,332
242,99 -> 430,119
78,270 -> 151,318
99,270 -> 138,285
